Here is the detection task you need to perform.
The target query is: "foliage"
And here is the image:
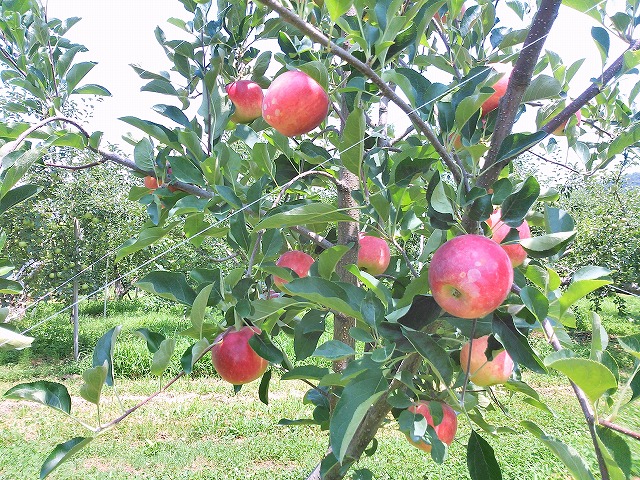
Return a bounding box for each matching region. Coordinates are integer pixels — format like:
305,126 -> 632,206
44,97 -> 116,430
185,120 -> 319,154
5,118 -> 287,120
0,0 -> 639,479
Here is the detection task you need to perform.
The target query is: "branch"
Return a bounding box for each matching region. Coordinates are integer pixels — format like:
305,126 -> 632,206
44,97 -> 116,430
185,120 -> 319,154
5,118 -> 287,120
598,419 -> 640,441
478,0 -> 563,189
44,159 -> 106,170
257,0 -> 463,185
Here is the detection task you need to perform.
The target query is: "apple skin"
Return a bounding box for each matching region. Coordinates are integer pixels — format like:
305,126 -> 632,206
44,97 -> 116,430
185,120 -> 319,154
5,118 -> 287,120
211,326 -> 269,385
481,64 -> 512,116
487,208 -> 531,267
428,234 -> 514,319
552,110 -> 582,135
357,234 -> 391,276
226,80 -> 264,124
144,176 -> 161,190
460,335 -> 514,386
262,70 -> 329,137
406,401 -> 457,453
274,250 -> 315,288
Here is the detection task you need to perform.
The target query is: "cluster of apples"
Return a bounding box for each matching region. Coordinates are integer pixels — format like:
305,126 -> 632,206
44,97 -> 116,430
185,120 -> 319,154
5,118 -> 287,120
226,70 -> 329,137
210,234 -> 390,386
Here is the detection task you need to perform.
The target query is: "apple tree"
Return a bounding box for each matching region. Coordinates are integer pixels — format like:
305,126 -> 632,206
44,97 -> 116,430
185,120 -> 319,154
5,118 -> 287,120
2,0 -> 640,479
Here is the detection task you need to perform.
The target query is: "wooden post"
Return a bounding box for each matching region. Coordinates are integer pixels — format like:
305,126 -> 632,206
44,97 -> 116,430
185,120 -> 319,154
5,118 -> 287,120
72,217 -> 81,361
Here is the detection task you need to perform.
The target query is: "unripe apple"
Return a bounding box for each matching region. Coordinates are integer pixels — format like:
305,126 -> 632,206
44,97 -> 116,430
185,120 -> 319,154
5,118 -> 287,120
48,273 -> 55,279
552,110 -> 582,135
486,209 -> 531,267
357,234 -> 391,276
460,335 -> 514,386
226,80 -> 264,124
481,64 -> 512,116
262,70 -> 329,137
274,250 -> 314,288
54,248 -> 62,254
405,401 -> 457,453
428,234 -> 513,319
211,326 -> 269,385
18,241 -> 27,247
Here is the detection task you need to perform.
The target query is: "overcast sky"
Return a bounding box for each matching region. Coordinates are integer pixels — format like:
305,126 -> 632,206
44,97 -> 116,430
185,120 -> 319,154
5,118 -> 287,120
45,1 -> 631,155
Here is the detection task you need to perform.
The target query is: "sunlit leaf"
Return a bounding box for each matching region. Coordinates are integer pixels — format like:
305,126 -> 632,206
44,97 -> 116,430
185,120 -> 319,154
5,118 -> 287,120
4,381 -> 71,414
40,437 -> 94,479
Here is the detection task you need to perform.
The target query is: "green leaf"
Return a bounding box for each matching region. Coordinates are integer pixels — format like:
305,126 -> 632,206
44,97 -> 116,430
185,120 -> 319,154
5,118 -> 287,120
119,116 -> 176,146
294,309 -> 326,361
618,334 -> 640,360
0,325 -> 33,349
500,177 -> 540,226
591,27 -> 609,66
522,75 -> 562,102
255,203 -> 354,230
521,421 -> 596,480
116,222 -> 179,262
326,0 -> 354,22
317,244 -> 352,279
92,326 -> 121,386
467,430 -> 502,480
141,78 -> 178,96
284,277 -> 365,321
314,340 -> 355,360
40,437 -> 94,479
402,327 -> 454,385
519,286 -> 549,322
153,104 -> 190,128
65,61 -> 96,93
133,138 -> 155,171
150,338 -> 176,376
79,362 -> 108,405
4,381 -> 71,414
249,296 -> 308,323
341,107 -> 365,176
493,313 -> 547,374
71,84 -> 111,96
496,132 -> 547,163
281,365 -> 330,381
0,184 -> 42,215
520,231 -> 576,258
330,368 -> 388,462
544,357 -> 616,405
135,271 -> 197,306
596,426 -> 631,480
258,368 -> 271,405
248,330 -> 284,364
180,338 -> 210,375
557,267 -> 612,319
605,124 -> 640,163
190,284 -> 214,339
135,328 -> 166,353
0,147 -> 46,197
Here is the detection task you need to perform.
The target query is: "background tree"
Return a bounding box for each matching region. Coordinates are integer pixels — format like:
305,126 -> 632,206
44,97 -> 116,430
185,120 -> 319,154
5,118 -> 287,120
1,1 -> 640,479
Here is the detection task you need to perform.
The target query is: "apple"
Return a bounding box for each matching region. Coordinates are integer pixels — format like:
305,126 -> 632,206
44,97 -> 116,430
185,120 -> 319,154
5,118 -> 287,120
357,234 -> 390,276
428,234 -> 513,319
144,175 -> 161,190
17,241 -> 27,247
486,208 -> 531,267
262,70 -> 329,137
211,326 -> 269,385
273,250 -> 315,288
226,80 -> 264,124
405,401 -> 457,453
552,110 -> 582,135
481,64 -> 512,116
460,335 -> 514,386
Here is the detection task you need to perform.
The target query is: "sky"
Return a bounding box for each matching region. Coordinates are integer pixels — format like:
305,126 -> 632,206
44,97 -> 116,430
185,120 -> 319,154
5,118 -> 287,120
44,0 -> 632,162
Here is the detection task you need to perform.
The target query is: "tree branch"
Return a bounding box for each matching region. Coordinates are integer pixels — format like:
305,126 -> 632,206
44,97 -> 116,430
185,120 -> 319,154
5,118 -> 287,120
598,419 -> 640,441
257,0 -> 463,185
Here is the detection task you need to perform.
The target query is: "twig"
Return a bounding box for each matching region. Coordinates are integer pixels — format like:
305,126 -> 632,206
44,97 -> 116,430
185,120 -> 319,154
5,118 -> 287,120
391,238 -> 419,278
529,150 -> 583,175
598,419 -> 640,441
44,159 -> 106,170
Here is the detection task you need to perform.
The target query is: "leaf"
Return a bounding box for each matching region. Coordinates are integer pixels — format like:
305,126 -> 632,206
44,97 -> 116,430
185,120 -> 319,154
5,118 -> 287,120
255,203 -> 354,230
467,430 -> 502,480
249,296 -> 308,323
115,222 -> 179,261
150,338 -> 176,376
402,327 -> 454,385
119,116 -> 176,146
4,381 -> 71,414
190,284 -> 214,339
341,107 -> 365,176
591,27 -> 609,66
496,132 -> 547,163
284,277 -> 365,321
519,286 -> 549,322
606,124 -> 640,162
248,330 -> 284,364
92,326 -> 122,386
65,61 -> 96,93
258,368 -> 271,405
135,328 -> 166,353
0,325 -> 33,349
544,357 -> 616,405
314,340 -> 355,360
79,362 -> 108,405
153,104 -> 190,128
521,421 -> 596,480
618,334 -> 640,360
317,244 -> 352,279
294,309 -> 326,361
71,84 -> 111,96
493,313 -> 547,373
141,78 -> 178,96
281,365 -> 330,381
180,338 -> 210,375
522,75 -> 562,102
557,267 -> 612,319
40,437 -> 94,479
330,368 -> 388,462
596,427 -> 631,480
0,184 -> 42,215
326,0 -> 354,22
500,177 -> 540,226
135,271 -> 197,306
520,231 -> 576,258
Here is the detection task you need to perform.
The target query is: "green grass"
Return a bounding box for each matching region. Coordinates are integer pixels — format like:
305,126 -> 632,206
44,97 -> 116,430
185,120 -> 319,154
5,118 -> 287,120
1,297 -> 639,479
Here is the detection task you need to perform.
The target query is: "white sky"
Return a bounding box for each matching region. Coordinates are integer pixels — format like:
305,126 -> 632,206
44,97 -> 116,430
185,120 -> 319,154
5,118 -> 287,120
45,1 -> 632,159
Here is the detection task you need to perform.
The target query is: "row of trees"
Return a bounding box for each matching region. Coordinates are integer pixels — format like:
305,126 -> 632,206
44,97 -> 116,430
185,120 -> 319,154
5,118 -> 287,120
1,0 -> 640,479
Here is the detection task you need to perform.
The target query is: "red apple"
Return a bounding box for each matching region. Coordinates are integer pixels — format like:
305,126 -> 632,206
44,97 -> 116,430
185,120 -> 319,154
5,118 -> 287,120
487,209 -> 531,267
262,70 -> 329,137
144,175 -> 161,190
428,234 -> 513,319
211,326 -> 269,385
357,234 -> 391,276
226,80 -> 264,124
460,335 -> 514,386
274,250 -> 315,288
406,401 -> 457,453
481,64 -> 512,116
552,110 -> 582,135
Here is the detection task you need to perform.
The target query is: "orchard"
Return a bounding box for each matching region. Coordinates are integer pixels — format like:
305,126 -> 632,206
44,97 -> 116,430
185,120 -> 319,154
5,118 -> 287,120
0,0 -> 639,479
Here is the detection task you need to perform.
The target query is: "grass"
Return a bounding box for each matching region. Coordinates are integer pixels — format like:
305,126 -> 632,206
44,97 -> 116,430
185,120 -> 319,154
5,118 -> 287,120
1,295 -> 639,479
